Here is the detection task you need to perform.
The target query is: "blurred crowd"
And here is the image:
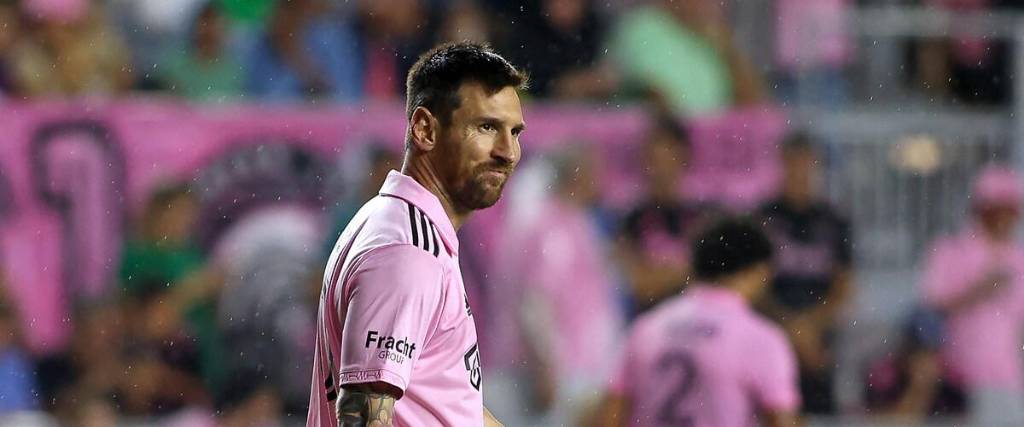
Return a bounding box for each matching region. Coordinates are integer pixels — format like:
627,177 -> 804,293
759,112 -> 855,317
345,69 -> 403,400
0,0 -> 1023,426
2,111 -> 1021,426
483,117 -> 1024,426
0,0 -> 1022,108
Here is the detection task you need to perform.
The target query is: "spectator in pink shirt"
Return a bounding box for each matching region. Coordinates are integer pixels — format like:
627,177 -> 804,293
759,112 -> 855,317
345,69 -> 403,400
773,0 -> 853,107
489,146 -> 625,426
919,165 -> 1024,425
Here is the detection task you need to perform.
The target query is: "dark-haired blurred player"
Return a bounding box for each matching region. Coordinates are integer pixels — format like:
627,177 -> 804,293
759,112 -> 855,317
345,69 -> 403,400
617,114 -> 716,316
307,42 -> 527,426
602,218 -> 801,427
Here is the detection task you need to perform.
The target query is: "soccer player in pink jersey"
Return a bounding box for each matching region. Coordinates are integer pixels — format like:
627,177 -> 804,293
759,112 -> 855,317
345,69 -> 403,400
602,218 -> 801,427
307,42 -> 527,427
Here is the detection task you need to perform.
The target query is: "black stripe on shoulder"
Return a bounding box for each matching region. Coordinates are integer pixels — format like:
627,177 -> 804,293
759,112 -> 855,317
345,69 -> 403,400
430,224 -> 440,257
417,207 -> 433,255
407,202 -> 419,248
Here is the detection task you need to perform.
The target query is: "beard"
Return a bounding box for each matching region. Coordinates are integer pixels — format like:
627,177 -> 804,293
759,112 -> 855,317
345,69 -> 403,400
453,164 -> 512,211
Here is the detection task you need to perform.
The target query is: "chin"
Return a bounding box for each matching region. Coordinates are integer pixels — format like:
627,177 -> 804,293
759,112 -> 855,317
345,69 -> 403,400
471,192 -> 503,210
461,187 -> 505,211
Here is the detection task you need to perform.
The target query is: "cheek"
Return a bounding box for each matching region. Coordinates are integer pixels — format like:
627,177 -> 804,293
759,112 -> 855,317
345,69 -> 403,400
512,139 -> 522,166
462,135 -> 492,165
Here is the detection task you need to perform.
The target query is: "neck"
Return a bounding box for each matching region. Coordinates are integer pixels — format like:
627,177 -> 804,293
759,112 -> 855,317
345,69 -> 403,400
717,278 -> 759,303
402,154 -> 469,230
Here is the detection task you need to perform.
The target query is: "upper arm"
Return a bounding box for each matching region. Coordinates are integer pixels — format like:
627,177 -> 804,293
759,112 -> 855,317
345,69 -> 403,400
748,328 -> 801,413
338,244 -> 445,394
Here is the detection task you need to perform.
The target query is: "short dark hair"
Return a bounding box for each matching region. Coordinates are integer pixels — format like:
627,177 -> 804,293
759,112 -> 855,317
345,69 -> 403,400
405,42 -> 528,127
692,217 -> 773,282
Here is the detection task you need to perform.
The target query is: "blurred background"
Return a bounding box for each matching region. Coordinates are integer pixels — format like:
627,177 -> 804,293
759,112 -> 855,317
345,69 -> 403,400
0,0 -> 1023,426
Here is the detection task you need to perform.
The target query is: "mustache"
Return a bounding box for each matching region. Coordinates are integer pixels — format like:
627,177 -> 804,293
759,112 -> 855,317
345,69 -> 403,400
475,162 -> 514,175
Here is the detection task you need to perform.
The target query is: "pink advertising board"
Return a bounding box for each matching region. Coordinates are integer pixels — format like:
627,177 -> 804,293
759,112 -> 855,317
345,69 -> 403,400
0,100 -> 784,353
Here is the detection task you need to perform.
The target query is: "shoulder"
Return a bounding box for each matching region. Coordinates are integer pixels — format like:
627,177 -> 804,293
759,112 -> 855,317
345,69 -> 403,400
347,244 -> 446,300
357,244 -> 444,274
634,294 -> 688,333
340,198 -> 448,292
354,196 -> 445,259
744,312 -> 791,353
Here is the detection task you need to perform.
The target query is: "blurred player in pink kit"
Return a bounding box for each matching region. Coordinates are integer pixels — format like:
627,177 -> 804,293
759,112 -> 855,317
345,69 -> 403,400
601,218 -> 801,427
307,42 -> 527,426
919,165 -> 1024,426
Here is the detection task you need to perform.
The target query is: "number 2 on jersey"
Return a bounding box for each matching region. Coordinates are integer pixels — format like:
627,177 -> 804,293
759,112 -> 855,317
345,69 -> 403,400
656,350 -> 698,426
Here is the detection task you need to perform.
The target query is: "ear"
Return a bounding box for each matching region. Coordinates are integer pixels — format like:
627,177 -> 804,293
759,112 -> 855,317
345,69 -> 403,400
409,107 -> 439,152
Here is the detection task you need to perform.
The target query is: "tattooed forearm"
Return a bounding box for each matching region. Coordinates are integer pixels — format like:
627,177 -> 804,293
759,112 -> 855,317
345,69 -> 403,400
337,388 -> 397,427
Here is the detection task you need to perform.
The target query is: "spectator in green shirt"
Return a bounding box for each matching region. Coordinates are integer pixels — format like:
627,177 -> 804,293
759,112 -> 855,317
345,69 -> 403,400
606,0 -> 765,114
157,2 -> 243,102
120,184 -> 227,397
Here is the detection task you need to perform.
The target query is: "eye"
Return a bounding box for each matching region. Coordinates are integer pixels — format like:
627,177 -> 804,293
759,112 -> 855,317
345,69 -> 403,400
512,128 -> 523,137
479,123 -> 497,133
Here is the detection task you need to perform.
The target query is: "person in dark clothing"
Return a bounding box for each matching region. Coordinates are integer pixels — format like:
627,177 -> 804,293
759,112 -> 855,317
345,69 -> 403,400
617,113 -> 717,316
863,308 -> 966,422
502,0 -> 610,99
758,132 -> 853,414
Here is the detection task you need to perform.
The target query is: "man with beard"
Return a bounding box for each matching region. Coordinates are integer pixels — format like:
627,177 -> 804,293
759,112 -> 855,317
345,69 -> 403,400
307,42 -> 527,426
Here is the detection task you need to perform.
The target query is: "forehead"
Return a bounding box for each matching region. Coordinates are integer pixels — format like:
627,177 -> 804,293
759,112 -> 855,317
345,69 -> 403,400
451,82 -> 523,123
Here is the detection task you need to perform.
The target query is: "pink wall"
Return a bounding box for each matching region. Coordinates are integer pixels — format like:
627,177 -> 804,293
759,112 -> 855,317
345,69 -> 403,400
0,101 -> 784,354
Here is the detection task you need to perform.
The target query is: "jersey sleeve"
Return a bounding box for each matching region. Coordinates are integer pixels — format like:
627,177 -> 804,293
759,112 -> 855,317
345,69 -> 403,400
337,244 -> 444,393
747,326 -> 801,412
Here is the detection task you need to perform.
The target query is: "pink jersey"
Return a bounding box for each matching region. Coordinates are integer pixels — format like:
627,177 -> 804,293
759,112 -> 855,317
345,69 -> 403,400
609,286 -> 800,427
920,226 -> 1024,391
307,171 -> 483,426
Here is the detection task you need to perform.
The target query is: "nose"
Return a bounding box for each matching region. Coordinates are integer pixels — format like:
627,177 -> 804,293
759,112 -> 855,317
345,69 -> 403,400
492,129 -> 519,166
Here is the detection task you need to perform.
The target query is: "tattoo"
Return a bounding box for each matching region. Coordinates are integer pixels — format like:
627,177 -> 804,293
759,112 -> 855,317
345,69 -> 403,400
337,390 -> 396,427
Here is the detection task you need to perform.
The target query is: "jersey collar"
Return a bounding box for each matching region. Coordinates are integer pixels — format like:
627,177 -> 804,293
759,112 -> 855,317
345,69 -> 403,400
379,170 -> 459,255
